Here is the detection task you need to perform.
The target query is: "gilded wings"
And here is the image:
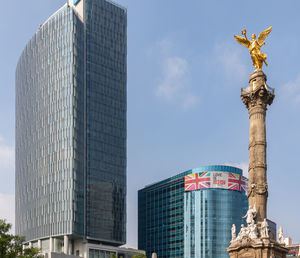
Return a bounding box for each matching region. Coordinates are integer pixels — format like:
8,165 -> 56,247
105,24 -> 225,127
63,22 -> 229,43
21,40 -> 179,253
257,26 -> 272,45
234,29 -> 250,48
234,27 -> 272,48
234,35 -> 250,48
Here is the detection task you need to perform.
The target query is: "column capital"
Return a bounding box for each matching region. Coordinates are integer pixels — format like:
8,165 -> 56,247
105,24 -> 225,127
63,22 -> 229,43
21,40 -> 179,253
241,71 -> 275,110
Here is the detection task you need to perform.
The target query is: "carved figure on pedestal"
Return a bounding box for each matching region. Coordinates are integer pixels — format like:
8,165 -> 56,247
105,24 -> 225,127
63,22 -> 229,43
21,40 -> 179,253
231,224 -> 236,241
278,226 -> 285,245
243,205 -> 257,225
248,222 -> 258,239
236,224 -> 249,241
260,218 -> 269,238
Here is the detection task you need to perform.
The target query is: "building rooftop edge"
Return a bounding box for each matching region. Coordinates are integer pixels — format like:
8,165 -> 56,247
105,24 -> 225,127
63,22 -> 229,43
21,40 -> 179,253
17,0 -> 127,70
40,3 -> 69,30
141,165 -> 244,190
40,0 -> 126,31
105,0 -> 127,12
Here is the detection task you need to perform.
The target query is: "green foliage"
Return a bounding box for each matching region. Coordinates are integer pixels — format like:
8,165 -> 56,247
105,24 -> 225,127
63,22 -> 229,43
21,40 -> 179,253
132,254 -> 147,258
110,253 -> 117,258
0,219 -> 43,258
18,247 -> 43,258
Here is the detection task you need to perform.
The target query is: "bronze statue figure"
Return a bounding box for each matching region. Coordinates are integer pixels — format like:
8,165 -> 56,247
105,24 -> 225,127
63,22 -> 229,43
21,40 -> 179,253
234,26 -> 272,71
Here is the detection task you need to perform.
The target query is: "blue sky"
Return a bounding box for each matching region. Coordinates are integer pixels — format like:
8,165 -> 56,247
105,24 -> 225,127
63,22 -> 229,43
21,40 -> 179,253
1,0 -> 300,248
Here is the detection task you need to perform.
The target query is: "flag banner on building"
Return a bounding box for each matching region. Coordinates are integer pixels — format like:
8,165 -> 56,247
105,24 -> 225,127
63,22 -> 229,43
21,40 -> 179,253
185,172 -> 248,192
184,172 -> 211,191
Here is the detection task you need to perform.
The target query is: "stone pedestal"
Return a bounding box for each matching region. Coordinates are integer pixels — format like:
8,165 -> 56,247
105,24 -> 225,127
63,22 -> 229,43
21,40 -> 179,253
228,237 -> 288,258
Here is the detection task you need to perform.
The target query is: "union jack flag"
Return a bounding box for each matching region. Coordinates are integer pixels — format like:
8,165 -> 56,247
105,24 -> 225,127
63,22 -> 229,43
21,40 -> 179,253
228,173 -> 248,192
185,172 -> 211,191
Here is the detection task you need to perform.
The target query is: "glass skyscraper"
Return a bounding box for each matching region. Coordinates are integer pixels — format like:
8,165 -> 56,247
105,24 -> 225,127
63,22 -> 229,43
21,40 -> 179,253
15,0 -> 127,256
138,165 -> 248,258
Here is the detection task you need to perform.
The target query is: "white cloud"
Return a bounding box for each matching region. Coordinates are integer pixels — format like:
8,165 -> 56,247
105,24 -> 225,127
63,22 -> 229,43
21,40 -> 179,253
156,39 -> 173,56
0,193 -> 15,233
155,41 -> 198,109
156,56 -> 188,101
214,42 -> 247,82
182,92 -> 198,110
280,74 -> 300,104
225,161 -> 249,178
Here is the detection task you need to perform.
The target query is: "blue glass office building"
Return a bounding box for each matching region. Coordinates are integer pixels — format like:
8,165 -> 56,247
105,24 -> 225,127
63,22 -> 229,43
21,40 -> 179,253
138,165 -> 248,258
15,0 -> 126,255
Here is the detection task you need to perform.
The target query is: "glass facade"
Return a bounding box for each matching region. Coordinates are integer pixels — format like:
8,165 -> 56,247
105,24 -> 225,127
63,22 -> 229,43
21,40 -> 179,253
184,189 -> 247,257
85,0 -> 127,243
15,0 -> 126,246
138,166 -> 248,258
138,175 -> 185,258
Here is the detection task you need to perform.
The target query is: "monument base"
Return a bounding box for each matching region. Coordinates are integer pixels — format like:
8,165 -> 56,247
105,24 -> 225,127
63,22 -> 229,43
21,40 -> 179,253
228,237 -> 289,258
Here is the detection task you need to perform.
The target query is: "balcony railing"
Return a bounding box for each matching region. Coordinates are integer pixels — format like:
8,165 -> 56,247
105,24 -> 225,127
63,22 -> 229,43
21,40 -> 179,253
241,83 -> 274,95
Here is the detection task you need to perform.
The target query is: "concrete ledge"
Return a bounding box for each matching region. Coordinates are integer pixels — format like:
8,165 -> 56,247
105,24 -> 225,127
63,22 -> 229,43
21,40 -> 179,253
46,253 -> 81,258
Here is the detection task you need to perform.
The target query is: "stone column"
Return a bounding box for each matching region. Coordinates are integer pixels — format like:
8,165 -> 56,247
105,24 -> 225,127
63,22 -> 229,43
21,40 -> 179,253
152,253 -> 158,258
228,70 -> 288,257
64,235 -> 69,255
241,71 -> 274,223
83,243 -> 88,258
49,237 -> 53,252
228,70 -> 289,258
53,238 -> 58,253
38,239 -> 42,250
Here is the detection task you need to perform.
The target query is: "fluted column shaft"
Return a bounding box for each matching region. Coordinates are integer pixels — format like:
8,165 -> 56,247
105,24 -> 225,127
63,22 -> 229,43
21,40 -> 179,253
241,71 -> 274,224
248,104 -> 267,222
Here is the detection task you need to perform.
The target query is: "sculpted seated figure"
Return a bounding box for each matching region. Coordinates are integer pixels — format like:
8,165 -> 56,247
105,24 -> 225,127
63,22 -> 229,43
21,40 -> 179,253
234,205 -> 259,242
235,224 -> 249,241
248,222 -> 258,239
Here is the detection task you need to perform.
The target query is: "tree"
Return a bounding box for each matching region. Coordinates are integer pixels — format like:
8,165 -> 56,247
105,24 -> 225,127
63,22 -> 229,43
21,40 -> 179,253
132,254 -> 147,258
0,219 -> 43,258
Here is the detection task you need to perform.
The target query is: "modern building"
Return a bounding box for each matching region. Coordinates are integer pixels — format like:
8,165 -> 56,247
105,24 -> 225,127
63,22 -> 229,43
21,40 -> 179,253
15,0 -> 131,257
287,243 -> 300,257
138,165 -> 248,258
267,219 -> 277,241
279,237 -> 300,257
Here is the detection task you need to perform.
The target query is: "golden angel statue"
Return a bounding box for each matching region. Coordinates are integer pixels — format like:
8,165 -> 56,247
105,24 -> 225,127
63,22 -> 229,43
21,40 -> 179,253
234,26 -> 272,71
